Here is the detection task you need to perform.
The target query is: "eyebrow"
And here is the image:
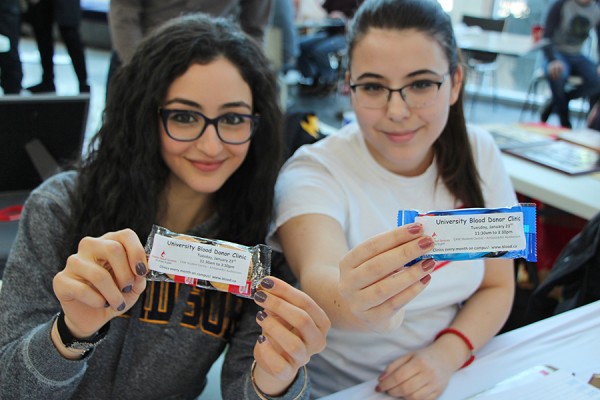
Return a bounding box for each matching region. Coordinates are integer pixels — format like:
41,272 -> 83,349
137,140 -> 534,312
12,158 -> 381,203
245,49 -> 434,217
354,69 -> 444,81
163,98 -> 253,111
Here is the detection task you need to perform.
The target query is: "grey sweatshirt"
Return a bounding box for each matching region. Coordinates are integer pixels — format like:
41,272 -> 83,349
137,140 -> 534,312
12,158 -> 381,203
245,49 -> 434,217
0,171 -> 308,400
542,0 -> 600,60
108,0 -> 273,63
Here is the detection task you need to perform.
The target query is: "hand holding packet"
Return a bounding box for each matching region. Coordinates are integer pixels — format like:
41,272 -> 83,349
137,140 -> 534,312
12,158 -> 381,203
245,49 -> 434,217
144,225 -> 271,298
398,203 -> 537,263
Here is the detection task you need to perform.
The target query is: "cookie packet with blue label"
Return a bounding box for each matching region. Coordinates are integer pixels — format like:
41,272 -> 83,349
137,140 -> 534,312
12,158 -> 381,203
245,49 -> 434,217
144,225 -> 271,298
398,203 -> 537,262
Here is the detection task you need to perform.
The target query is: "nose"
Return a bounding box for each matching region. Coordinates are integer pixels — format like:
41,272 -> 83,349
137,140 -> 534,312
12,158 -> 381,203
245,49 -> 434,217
386,90 -> 410,120
195,123 -> 224,155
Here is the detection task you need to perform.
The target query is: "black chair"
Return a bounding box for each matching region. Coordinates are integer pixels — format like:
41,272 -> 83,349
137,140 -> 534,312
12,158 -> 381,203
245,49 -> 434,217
461,15 -> 506,112
519,68 -> 590,126
0,94 -> 89,278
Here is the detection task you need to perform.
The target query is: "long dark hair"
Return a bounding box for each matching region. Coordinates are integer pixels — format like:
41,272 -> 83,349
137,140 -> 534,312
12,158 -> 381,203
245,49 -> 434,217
66,13 -> 283,254
347,0 -> 484,208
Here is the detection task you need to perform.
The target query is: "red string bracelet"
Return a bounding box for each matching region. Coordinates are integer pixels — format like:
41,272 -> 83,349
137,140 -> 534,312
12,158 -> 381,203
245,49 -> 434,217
435,328 -> 475,368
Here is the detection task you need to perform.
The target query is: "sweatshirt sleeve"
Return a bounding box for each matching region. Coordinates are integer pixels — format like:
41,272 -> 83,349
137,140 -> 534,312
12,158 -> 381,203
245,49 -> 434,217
595,23 -> 600,61
542,0 -> 563,62
221,301 -> 310,400
0,174 -> 88,399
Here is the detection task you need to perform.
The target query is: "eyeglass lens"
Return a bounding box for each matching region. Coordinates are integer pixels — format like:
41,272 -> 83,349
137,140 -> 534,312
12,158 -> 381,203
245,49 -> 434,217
162,109 -> 256,144
353,76 -> 446,109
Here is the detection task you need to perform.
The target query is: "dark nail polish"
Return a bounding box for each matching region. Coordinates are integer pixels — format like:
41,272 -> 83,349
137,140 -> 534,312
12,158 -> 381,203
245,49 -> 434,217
257,310 -> 267,321
418,237 -> 434,249
257,335 -> 266,344
407,223 -> 422,234
422,258 -> 436,271
135,262 -> 147,276
421,274 -> 431,285
117,301 -> 126,312
375,385 -> 381,393
122,285 -> 133,293
260,277 -> 274,289
254,291 -> 267,303
104,301 -> 110,308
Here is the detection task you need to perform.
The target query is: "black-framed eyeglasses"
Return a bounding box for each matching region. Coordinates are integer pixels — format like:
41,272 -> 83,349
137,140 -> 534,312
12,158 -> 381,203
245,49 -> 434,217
349,72 -> 450,109
158,108 -> 260,144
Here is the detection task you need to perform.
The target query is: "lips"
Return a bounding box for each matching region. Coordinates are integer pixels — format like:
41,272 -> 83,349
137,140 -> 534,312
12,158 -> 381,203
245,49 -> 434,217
382,129 -> 417,144
189,159 -> 224,172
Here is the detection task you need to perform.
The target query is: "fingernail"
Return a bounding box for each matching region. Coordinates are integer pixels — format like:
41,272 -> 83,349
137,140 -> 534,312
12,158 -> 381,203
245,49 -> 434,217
378,372 -> 387,381
260,277 -> 274,289
135,262 -> 147,276
257,310 -> 267,321
117,301 -> 126,312
104,301 -> 110,308
418,237 -> 434,249
422,258 -> 435,272
257,335 -> 266,344
375,385 -> 381,393
407,223 -> 422,235
122,285 -> 133,293
421,275 -> 431,285
254,291 -> 268,303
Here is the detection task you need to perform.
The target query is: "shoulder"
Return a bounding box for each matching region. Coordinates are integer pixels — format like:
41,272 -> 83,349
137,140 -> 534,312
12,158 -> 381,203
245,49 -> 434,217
466,126 -> 517,206
287,123 -> 363,167
277,123 -> 364,189
29,171 -> 77,204
24,171 -> 78,221
465,125 -> 505,167
466,124 -> 497,151
548,0 -> 567,16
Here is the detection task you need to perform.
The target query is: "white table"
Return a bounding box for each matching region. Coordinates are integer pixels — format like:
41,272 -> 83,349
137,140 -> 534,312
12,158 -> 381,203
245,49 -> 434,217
322,300 -> 600,399
0,34 -> 10,53
455,25 -> 537,57
501,152 -> 600,220
483,123 -> 600,221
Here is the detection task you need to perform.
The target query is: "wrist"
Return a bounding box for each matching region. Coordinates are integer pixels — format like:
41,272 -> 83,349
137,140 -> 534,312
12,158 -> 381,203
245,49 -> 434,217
52,311 -> 109,359
435,328 -> 475,369
51,318 -> 87,359
251,360 -> 307,399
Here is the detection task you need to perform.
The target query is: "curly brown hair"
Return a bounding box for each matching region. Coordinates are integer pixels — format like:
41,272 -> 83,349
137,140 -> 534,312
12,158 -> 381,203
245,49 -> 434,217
66,13 -> 283,255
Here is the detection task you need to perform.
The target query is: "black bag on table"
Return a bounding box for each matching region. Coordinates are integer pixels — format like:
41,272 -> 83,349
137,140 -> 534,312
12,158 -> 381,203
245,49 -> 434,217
526,212 -> 600,322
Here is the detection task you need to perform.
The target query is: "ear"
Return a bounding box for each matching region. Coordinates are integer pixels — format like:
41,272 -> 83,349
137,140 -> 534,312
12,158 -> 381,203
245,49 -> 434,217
449,64 -> 464,106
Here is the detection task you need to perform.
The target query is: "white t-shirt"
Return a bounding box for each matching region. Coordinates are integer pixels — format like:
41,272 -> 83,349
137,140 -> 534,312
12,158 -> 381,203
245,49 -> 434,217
267,123 -> 517,398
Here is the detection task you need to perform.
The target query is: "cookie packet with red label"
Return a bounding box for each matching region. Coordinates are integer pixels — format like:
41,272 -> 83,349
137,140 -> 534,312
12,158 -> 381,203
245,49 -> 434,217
144,225 -> 271,298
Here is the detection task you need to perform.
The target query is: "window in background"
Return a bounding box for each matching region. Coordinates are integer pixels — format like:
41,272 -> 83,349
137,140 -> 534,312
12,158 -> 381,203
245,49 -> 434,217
495,0 -> 530,19
438,0 -> 454,13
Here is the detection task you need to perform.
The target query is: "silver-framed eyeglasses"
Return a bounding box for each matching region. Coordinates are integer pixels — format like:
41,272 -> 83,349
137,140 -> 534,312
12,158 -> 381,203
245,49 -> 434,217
349,72 -> 450,109
158,108 -> 260,144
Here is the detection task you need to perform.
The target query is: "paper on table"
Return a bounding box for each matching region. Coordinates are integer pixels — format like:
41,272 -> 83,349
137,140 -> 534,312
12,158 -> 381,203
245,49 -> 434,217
319,380 -> 392,400
470,369 -> 600,399
558,128 -> 600,152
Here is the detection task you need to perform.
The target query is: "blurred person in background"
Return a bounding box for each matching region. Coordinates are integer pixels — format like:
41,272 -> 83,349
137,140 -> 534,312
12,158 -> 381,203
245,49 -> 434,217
25,0 -> 89,93
0,0 -> 23,94
107,0 -> 273,87
540,0 -> 600,128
